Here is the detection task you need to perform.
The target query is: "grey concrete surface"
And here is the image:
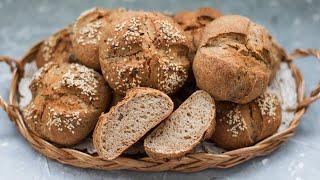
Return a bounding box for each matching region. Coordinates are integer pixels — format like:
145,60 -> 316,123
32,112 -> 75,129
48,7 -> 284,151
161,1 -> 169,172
0,0 -> 319,179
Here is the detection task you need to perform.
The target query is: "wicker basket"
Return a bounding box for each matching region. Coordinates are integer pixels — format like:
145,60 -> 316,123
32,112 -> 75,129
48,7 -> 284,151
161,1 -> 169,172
0,35 -> 319,172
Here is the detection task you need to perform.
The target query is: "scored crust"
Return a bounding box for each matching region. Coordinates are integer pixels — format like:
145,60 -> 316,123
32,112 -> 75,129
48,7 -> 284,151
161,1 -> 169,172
174,7 -> 222,51
23,62 -> 111,146
211,92 -> 281,150
193,15 -> 284,104
144,90 -> 216,160
99,11 -> 192,95
93,87 -> 174,160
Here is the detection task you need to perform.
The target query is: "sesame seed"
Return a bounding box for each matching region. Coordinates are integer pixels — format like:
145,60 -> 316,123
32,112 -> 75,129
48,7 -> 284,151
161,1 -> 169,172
32,62 -> 55,81
223,106 -> 247,137
156,20 -> 186,44
42,36 -> 57,62
60,63 -> 99,100
76,20 -> 102,45
46,109 -> 82,134
256,93 -> 278,120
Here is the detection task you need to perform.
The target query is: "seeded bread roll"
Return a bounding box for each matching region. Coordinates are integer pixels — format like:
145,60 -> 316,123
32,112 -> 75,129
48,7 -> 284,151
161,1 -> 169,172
71,8 -> 125,70
211,92 -> 281,150
23,62 -> 111,146
99,11 -> 192,95
36,27 -> 72,68
93,87 -> 174,160
144,90 -> 216,159
193,15 -> 285,104
174,7 -> 222,51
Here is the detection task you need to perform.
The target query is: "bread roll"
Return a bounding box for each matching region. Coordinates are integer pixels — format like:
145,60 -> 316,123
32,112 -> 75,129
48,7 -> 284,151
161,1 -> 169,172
36,27 -> 72,68
71,8 -> 125,70
193,15 -> 285,104
144,90 -> 216,159
99,11 -> 192,95
93,87 -> 174,160
174,7 -> 222,50
211,92 -> 281,150
23,62 -> 111,146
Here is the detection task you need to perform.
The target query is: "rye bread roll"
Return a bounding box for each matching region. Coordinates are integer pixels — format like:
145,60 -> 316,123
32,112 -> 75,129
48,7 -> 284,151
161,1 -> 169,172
99,11 -> 192,95
71,7 -> 126,70
23,62 -> 111,146
93,87 -> 174,160
36,27 -> 72,68
174,7 -> 222,51
193,15 -> 286,104
211,92 -> 281,150
144,90 -> 216,159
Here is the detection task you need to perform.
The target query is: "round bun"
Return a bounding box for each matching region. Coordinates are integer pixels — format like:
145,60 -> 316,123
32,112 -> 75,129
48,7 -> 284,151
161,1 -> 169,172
23,62 -> 111,146
211,92 -> 281,150
36,27 -> 72,68
193,15 -> 284,104
71,8 -> 125,70
99,11 -> 192,95
174,7 -> 222,50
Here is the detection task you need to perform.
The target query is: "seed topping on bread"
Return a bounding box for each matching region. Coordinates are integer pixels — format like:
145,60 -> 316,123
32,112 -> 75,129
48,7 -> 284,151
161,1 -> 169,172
23,103 -> 38,123
100,11 -> 191,95
256,93 -> 279,120
75,20 -> 102,45
156,20 -> 186,44
223,106 -> 247,137
157,60 -> 188,93
46,107 -> 82,134
42,36 -> 56,62
60,63 -> 99,100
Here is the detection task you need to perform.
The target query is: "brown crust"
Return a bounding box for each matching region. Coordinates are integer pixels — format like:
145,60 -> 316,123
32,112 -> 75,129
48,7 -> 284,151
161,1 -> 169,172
99,11 -> 192,95
36,27 -> 72,68
1,18 -> 316,172
193,15 -> 283,104
23,63 -> 111,146
93,87 -> 174,160
211,92 -> 281,150
173,7 -> 222,50
144,90 -> 216,160
71,8 -> 126,70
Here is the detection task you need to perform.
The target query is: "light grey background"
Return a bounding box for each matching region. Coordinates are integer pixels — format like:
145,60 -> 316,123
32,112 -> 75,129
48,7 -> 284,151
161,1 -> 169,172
0,0 -> 319,179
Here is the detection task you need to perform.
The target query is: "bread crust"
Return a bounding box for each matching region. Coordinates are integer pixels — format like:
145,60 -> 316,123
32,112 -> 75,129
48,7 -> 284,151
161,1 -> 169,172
174,7 -> 222,50
99,11 -> 192,95
36,27 -> 72,68
193,15 -> 284,104
144,90 -> 216,160
23,63 -> 111,146
71,8 -> 126,70
93,87 -> 174,160
211,92 -> 281,150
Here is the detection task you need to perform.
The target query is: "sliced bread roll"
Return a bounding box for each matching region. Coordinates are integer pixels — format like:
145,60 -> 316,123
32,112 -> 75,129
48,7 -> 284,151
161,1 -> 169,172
144,90 -> 216,159
93,87 -> 174,160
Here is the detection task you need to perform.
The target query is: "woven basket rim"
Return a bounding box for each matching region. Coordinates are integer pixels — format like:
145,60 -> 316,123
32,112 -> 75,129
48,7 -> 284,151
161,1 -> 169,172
0,29 -> 319,172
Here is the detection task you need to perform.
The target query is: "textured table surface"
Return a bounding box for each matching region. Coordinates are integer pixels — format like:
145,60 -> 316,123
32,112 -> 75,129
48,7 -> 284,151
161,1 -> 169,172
0,0 -> 319,179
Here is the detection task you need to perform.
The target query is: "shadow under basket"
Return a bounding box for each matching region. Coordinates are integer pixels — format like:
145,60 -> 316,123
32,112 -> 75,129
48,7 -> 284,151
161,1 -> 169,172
0,36 -> 320,172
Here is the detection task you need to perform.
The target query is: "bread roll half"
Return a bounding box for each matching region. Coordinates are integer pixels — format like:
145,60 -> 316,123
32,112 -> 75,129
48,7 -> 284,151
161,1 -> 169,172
93,87 -> 174,160
144,90 -> 216,159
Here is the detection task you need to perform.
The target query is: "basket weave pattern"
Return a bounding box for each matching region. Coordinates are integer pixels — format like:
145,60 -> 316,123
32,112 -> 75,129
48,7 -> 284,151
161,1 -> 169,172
0,39 -> 319,172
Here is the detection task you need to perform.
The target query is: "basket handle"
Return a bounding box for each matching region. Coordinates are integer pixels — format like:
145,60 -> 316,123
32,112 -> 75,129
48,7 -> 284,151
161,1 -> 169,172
0,56 -> 22,120
287,48 -> 320,110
